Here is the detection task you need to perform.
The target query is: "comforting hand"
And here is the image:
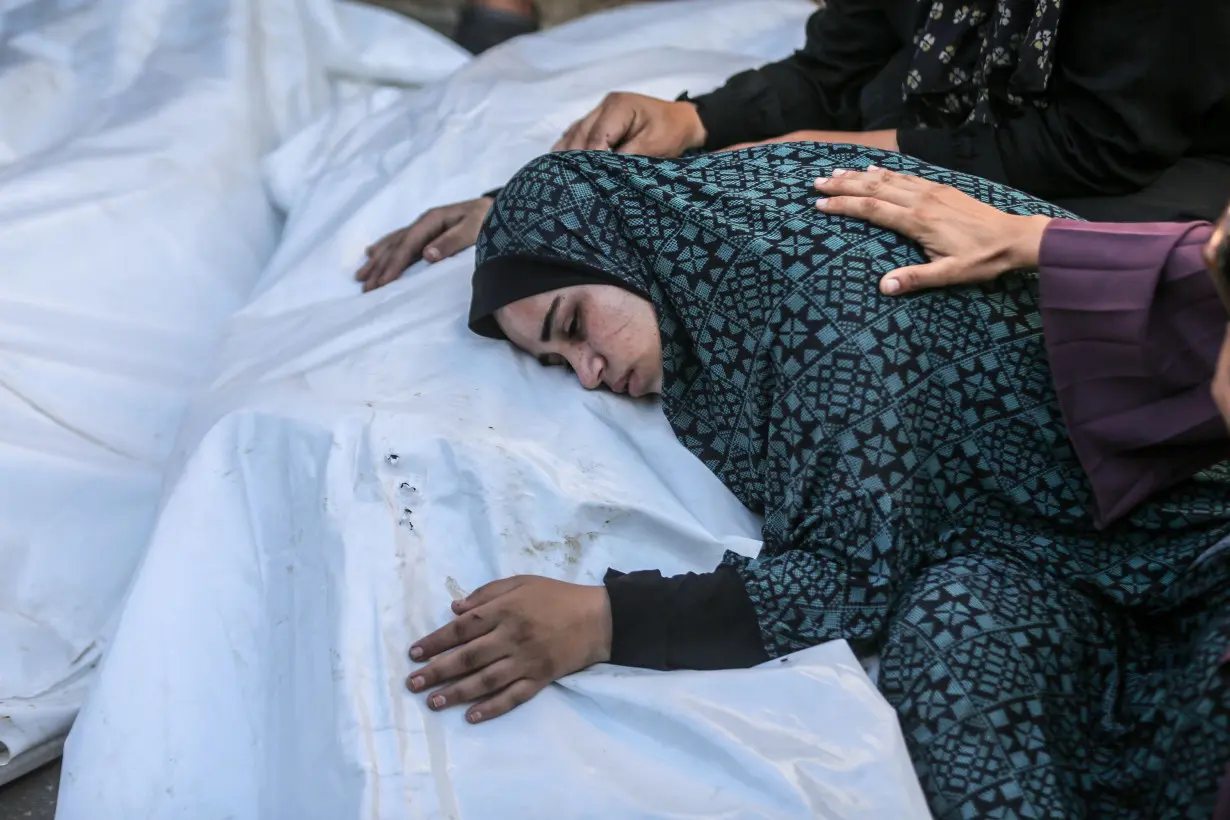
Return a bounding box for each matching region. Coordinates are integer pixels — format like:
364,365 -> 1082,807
407,576 -> 612,723
813,166 -> 1053,296
355,196 -> 494,292
552,92 -> 706,156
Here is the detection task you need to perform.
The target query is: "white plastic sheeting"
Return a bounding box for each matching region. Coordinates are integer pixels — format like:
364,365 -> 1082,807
0,0 -> 466,784
48,0 -> 929,816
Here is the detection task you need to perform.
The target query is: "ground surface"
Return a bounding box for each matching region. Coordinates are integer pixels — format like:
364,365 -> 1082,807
0,762 -> 59,820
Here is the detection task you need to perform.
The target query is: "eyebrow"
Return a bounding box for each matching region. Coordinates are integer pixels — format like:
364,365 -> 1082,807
540,295 -> 562,343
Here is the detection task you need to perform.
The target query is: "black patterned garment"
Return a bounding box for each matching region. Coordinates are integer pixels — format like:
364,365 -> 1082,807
473,143 -> 1230,819
685,0 -> 1230,222
904,0 -> 1063,127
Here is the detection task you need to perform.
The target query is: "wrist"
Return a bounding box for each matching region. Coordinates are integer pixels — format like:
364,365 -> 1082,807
588,586 -> 613,664
676,101 -> 707,151
862,129 -> 899,152
1004,215 -> 1051,270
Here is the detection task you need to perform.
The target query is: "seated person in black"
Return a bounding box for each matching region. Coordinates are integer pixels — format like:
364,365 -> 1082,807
356,0 -> 1230,292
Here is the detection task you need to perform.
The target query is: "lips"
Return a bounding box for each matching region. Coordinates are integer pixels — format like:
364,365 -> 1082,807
610,369 -> 633,395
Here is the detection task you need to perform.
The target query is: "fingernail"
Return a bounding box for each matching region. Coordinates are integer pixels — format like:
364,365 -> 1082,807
410,676 -> 424,691
424,247 -> 440,262
867,164 -> 881,171
468,711 -> 482,723
813,176 -> 827,187
815,198 -> 829,209
431,695 -> 446,709
882,278 -> 902,295
410,646 -> 423,660
831,169 -> 848,176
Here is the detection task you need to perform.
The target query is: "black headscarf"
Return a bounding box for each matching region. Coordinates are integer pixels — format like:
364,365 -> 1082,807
468,254 -> 643,340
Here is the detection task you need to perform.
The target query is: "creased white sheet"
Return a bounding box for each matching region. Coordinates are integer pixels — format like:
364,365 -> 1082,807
56,0 -> 930,816
0,0 -> 465,785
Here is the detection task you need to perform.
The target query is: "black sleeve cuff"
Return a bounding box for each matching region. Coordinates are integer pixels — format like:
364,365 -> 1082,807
683,72 -> 785,152
896,126 -> 1009,185
603,565 -> 769,671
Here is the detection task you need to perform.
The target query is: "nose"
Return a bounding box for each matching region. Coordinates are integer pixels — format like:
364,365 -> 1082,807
568,348 -> 605,390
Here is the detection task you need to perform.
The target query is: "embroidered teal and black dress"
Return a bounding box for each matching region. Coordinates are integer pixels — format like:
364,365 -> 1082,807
468,143 -> 1230,819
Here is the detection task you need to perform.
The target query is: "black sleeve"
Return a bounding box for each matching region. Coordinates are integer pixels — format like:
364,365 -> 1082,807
686,2 -> 901,151
897,0 -> 1230,199
602,565 -> 769,671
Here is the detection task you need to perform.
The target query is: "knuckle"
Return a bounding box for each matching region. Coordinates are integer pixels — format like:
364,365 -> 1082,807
531,657 -> 555,680
511,682 -> 535,707
425,654 -> 450,677
478,670 -> 503,692
511,618 -> 535,646
458,648 -> 481,671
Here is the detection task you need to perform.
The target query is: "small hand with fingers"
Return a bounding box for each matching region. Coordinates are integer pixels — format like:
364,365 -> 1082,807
813,166 -> 1053,296
407,576 -> 612,724
355,196 -> 495,292
552,92 -> 706,157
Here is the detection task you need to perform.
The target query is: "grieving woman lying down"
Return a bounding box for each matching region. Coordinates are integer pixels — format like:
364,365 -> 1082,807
399,144 -> 1230,818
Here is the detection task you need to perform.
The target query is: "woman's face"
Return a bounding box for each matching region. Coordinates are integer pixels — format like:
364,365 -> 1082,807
496,284 -> 663,397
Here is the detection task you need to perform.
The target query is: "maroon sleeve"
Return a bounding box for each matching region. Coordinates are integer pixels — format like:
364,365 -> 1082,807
1038,219 -> 1230,527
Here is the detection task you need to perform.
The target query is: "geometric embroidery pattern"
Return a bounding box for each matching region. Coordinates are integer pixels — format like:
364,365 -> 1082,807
476,143 -> 1230,818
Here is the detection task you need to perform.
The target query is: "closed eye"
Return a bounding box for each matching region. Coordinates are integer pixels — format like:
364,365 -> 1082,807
537,353 -> 571,371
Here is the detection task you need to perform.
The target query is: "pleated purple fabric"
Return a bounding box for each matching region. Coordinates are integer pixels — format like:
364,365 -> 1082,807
1037,220 -> 1230,528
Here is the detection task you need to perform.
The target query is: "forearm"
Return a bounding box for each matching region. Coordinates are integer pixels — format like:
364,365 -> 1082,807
690,3 -> 900,150
815,129 -> 899,152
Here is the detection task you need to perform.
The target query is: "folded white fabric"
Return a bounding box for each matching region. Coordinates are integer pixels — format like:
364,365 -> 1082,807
58,1 -> 930,816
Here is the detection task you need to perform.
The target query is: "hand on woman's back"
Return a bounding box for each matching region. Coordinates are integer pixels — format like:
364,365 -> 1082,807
814,167 -> 1053,296
355,196 -> 494,292
552,92 -> 706,157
